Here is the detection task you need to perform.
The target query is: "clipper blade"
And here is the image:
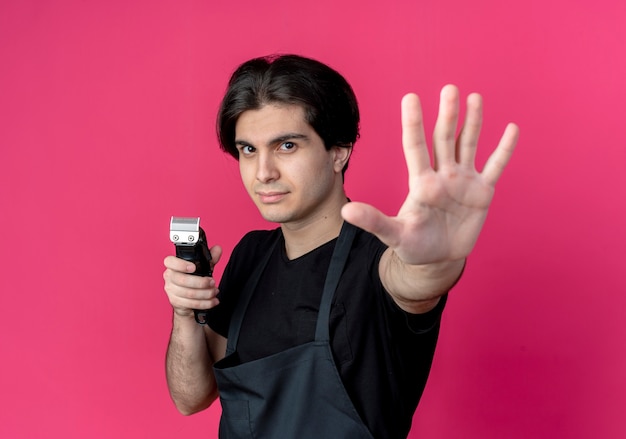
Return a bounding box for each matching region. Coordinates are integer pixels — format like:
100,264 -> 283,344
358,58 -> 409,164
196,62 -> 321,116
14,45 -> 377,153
170,216 -> 200,246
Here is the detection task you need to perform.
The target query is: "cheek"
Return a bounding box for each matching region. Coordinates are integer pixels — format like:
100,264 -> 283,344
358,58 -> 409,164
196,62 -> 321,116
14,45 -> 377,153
297,160 -> 335,195
289,160 -> 321,185
239,161 -> 255,188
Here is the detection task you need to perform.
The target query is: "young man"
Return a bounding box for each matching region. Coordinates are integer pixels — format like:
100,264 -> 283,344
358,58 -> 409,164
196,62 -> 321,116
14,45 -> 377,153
163,54 -> 518,438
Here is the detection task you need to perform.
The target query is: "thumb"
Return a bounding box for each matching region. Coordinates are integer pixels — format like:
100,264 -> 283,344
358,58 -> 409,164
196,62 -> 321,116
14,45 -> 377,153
341,202 -> 403,248
209,245 -> 223,266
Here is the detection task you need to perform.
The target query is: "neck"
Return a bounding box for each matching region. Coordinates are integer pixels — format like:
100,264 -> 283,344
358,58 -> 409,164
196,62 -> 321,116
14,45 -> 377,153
281,195 -> 348,260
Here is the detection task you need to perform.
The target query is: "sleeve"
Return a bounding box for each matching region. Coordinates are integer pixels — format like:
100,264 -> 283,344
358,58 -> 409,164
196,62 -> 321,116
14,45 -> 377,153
403,293 -> 448,335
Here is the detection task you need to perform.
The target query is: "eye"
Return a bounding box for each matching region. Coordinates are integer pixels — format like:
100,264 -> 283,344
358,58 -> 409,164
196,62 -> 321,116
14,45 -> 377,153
238,145 -> 256,156
279,141 -> 296,151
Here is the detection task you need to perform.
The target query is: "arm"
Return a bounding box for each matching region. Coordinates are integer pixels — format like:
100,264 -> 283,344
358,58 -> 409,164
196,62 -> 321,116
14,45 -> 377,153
342,85 -> 519,313
163,248 -> 226,415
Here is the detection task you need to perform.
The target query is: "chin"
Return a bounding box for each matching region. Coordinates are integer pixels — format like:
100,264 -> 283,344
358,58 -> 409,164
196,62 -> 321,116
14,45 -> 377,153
257,207 -> 293,224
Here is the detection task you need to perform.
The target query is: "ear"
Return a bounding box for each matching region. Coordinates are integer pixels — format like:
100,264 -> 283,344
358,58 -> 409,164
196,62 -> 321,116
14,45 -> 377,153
331,145 -> 352,173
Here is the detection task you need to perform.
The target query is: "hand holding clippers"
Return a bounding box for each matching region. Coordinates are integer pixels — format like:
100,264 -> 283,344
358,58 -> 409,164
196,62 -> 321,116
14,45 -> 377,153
169,216 -> 213,325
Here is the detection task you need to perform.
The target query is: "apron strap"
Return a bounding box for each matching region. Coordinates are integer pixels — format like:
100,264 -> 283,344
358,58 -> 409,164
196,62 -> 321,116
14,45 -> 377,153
314,221 -> 356,342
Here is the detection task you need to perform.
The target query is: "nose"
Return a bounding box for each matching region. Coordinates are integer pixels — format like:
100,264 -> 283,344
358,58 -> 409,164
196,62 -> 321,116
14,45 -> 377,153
256,151 -> 279,183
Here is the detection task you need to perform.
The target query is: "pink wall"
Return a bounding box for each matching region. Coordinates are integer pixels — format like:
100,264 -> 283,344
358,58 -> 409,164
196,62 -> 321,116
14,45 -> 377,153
1,0 -> 624,437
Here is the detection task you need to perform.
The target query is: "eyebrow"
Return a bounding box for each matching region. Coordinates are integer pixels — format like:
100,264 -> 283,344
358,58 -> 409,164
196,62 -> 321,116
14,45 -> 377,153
235,133 -> 310,148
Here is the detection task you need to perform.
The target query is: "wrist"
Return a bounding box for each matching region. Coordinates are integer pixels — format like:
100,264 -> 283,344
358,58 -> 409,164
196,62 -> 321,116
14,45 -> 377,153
381,250 -> 465,301
172,310 -> 204,332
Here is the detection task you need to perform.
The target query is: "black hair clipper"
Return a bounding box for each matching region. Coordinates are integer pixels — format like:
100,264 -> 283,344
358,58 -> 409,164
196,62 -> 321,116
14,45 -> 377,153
169,216 -> 213,325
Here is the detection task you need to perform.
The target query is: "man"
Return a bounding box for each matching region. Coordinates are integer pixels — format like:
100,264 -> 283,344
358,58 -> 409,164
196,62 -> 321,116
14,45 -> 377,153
163,54 -> 518,438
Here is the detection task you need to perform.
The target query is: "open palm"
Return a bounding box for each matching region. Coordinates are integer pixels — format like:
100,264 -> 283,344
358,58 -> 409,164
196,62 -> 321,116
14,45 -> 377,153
342,85 -> 519,265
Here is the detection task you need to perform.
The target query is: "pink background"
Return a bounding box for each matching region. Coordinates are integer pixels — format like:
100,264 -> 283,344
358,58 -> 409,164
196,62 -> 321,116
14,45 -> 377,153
1,0 -> 625,438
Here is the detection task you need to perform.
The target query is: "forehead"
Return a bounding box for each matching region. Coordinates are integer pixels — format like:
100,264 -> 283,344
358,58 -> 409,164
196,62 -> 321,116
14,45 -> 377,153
235,104 -> 314,143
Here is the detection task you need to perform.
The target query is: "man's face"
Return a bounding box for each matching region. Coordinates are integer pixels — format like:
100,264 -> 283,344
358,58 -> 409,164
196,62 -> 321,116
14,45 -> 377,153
234,104 -> 348,226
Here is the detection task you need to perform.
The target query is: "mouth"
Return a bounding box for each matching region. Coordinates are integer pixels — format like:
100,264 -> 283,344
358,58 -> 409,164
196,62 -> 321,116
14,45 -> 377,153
256,190 -> 288,204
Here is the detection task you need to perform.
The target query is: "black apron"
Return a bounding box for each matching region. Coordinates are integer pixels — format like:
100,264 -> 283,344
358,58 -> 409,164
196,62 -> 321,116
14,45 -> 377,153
213,222 -> 374,438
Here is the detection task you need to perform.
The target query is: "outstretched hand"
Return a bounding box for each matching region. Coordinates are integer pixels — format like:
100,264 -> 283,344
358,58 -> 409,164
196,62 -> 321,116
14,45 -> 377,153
342,85 -> 519,266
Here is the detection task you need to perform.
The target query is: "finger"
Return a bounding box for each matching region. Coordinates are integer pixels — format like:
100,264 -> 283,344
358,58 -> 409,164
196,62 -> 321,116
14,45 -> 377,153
457,93 -> 483,167
163,273 -> 220,312
342,202 -> 403,248
167,286 -> 220,312
164,255 -> 197,273
433,85 -> 460,169
164,268 -> 216,290
209,245 -> 223,267
482,122 -> 519,186
401,93 -> 432,177
166,281 -> 218,301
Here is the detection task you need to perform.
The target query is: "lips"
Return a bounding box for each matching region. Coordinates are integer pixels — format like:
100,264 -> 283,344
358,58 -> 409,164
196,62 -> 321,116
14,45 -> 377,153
256,191 -> 288,204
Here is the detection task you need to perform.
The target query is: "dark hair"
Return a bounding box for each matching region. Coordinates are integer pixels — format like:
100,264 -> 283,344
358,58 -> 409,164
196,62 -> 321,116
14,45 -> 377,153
216,54 -> 360,174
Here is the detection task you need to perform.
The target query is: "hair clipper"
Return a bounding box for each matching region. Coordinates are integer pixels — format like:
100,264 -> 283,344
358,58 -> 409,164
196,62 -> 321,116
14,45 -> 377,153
169,216 -> 213,325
